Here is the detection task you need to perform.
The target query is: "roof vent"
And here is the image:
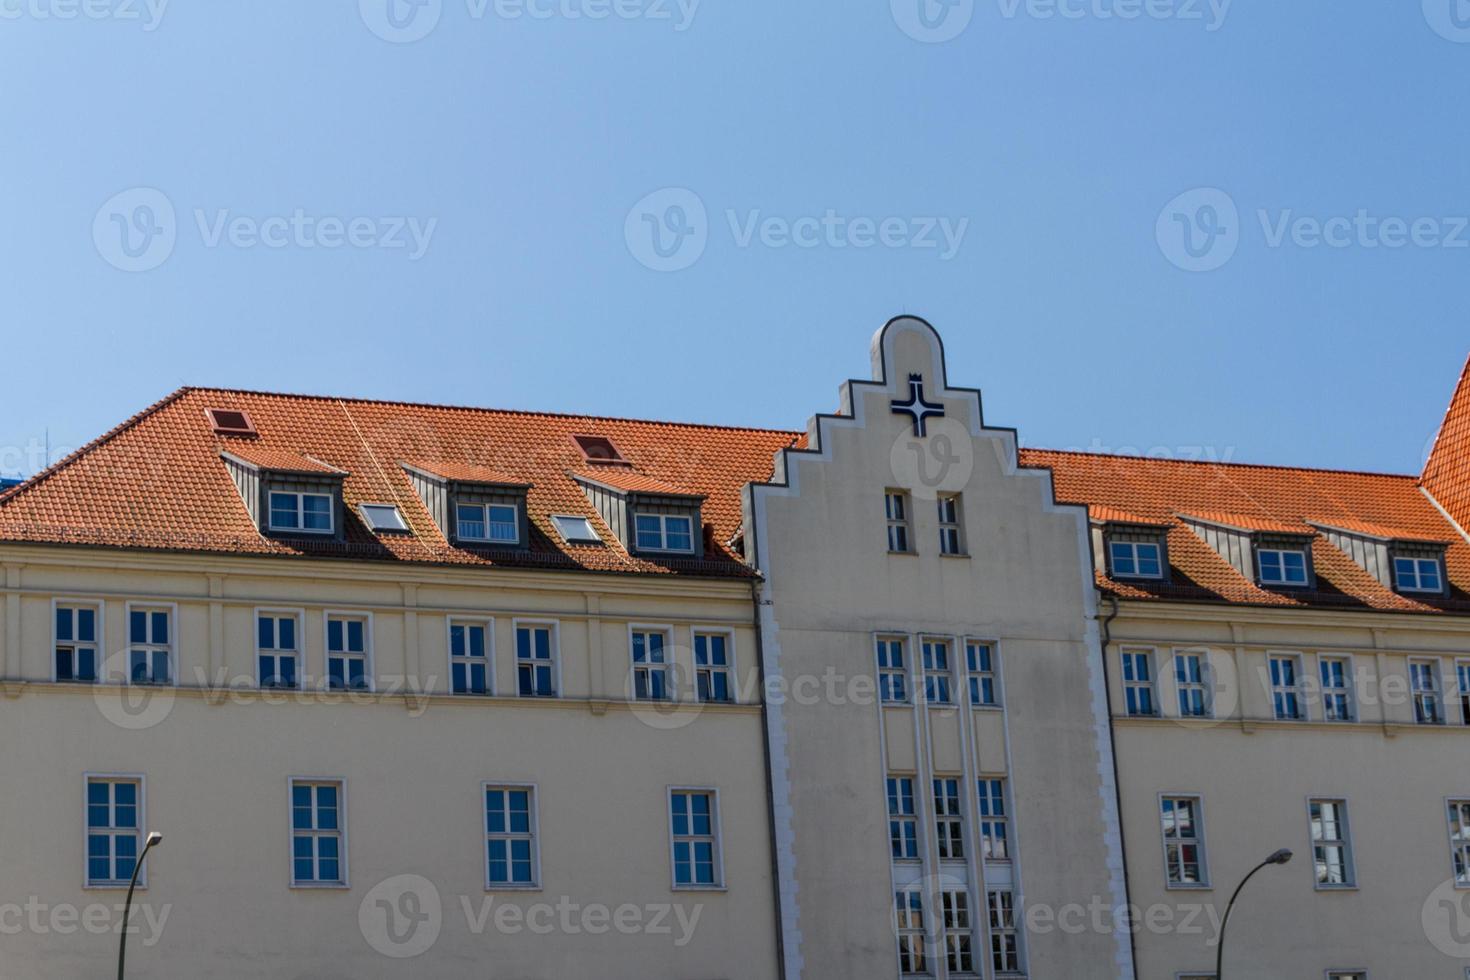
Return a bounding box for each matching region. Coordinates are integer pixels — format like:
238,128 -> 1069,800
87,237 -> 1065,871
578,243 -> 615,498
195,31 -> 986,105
206,408 -> 257,437
571,434 -> 628,465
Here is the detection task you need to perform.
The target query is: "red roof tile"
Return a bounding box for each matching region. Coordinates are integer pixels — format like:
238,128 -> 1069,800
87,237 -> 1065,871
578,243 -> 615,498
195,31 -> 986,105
221,447 -> 345,476
1305,516 -> 1449,544
402,461 -> 529,487
1177,511 -> 1315,535
572,469 -> 705,499
1089,505 -> 1172,527
1423,355 -> 1470,535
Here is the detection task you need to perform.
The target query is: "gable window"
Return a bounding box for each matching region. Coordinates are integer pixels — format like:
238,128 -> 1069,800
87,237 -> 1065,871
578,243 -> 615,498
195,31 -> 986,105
291,780 -> 345,887
257,612 -> 300,690
1121,650 -> 1157,717
1309,798 -> 1355,887
1174,652 -> 1210,718
877,637 -> 909,704
516,623 -> 557,698
86,776 -> 142,887
933,777 -> 965,860
1411,659 -> 1443,725
1257,548 -> 1309,586
694,631 -> 733,703
967,640 -> 999,707
634,513 -> 694,553
895,889 -> 926,976
1269,654 -> 1304,720
1396,555 -> 1445,594
977,777 -> 1009,862
631,628 -> 672,702
937,495 -> 964,555
1320,656 -> 1355,722
450,620 -> 491,695
669,789 -> 721,888
128,606 -> 172,685
1110,540 -> 1163,579
922,638 -> 953,705
887,776 -> 919,861
485,785 -> 538,887
1161,796 -> 1207,886
987,890 -> 1021,975
269,491 -> 333,534
941,890 -> 975,975
456,503 -> 518,544
885,492 -> 912,553
326,615 -> 370,692
55,603 -> 100,683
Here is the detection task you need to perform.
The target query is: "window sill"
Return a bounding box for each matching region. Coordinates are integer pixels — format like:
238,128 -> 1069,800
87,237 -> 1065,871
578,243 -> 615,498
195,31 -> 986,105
486,883 -> 542,892
939,552 -> 970,560
887,549 -> 918,557
971,703 -> 1003,712
1313,884 -> 1359,893
1164,882 -> 1213,892
672,884 -> 728,893
290,882 -> 350,891
85,883 -> 146,892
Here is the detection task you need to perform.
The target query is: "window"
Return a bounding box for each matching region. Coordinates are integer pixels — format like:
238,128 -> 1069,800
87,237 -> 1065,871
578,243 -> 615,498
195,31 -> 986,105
967,641 -> 998,707
1309,798 -> 1354,887
1269,654 -> 1304,720
1448,800 -> 1470,887
456,502 -> 518,544
987,890 -> 1021,975
516,623 -> 557,697
450,620 -> 490,695
1110,540 -> 1163,579
933,777 -> 965,860
1320,656 -> 1355,722
268,491 -> 333,533
205,407 -> 256,436
55,603 -> 99,683
977,777 -> 1009,862
631,629 -> 672,701
257,612 -> 300,690
1325,973 -> 1365,980
326,615 -> 370,691
887,776 -> 919,861
1161,796 -> 1207,886
1457,661 -> 1470,726
877,637 -> 909,704
895,889 -> 926,976
942,889 -> 975,974
485,785 -> 537,887
694,631 -> 733,703
550,514 -> 600,544
1121,650 -> 1156,717
1175,652 -> 1209,718
1395,555 -> 1444,594
571,433 -> 626,464
290,780 -> 345,886
1411,660 -> 1443,725
922,639 -> 953,705
1257,548 -> 1309,586
885,491 -> 911,553
670,789 -> 721,888
937,495 -> 964,555
127,606 -> 171,685
86,776 -> 141,887
634,513 -> 694,553
358,503 -> 408,533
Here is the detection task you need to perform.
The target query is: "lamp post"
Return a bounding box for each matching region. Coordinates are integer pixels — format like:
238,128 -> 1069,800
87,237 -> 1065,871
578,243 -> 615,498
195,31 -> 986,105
1214,848 -> 1292,979
117,831 -> 162,980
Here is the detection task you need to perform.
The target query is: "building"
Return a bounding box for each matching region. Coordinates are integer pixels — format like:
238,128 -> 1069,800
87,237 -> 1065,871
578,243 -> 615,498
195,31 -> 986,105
0,316 -> 1466,979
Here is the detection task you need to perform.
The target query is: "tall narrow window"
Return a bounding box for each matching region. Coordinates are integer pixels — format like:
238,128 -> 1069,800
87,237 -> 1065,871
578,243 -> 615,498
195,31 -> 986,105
887,775 -> 919,861
55,603 -> 99,683
895,890 -> 926,976
1457,661 -> 1470,726
966,641 -> 998,707
942,890 -> 974,974
631,629 -> 672,701
257,612 -> 300,690
1448,800 -> 1470,887
1121,650 -> 1156,716
885,491 -> 911,553
923,638 -> 953,705
456,503 -> 519,544
1309,799 -> 1354,887
694,631 -> 732,703
1269,654 -> 1303,720
128,607 -> 171,685
987,890 -> 1021,975
291,780 -> 345,886
977,777 -> 1009,862
450,620 -> 490,695
937,495 -> 964,555
1175,652 -> 1209,718
1161,796 -> 1207,886
326,615 -> 369,691
1320,656 -> 1354,722
485,786 -> 537,887
933,778 -> 964,860
670,790 -> 721,888
877,637 -> 909,704
1411,660 -> 1443,725
516,624 -> 557,697
86,777 -> 141,887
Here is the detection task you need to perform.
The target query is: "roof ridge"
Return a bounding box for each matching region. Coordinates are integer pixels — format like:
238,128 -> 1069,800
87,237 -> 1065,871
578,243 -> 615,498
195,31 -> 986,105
1019,446 -> 1420,481
1421,352 -> 1470,485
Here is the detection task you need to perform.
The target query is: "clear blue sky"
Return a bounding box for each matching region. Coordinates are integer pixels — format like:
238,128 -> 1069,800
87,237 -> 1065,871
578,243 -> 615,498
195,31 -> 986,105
2,1 -> 1467,479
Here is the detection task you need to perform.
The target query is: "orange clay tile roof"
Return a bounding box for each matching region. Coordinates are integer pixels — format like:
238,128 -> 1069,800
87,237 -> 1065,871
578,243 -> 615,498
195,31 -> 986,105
1423,355 -> 1470,536
572,469 -> 705,498
221,446 -> 346,476
1304,516 -> 1449,544
401,461 -> 530,487
1176,511 -> 1316,535
0,387 -> 801,578
1089,505 -> 1171,527
1022,448 -> 1470,613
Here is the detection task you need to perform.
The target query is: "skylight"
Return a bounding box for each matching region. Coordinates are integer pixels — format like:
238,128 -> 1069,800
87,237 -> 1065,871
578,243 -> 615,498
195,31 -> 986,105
571,434 -> 627,465
359,503 -> 409,533
550,514 -> 601,544
205,408 -> 257,437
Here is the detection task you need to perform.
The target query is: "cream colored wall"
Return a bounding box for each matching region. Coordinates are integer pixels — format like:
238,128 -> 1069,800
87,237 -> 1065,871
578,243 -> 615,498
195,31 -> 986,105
1109,601 -> 1470,980
0,548 -> 779,980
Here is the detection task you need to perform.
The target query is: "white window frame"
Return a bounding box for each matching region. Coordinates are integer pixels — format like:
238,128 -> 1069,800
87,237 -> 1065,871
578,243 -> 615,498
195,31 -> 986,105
324,611 -> 374,693
288,776 -> 348,889
1121,648 -> 1158,717
549,513 -> 600,545
1455,659 -> 1470,727
1110,539 -> 1164,579
1324,971 -> 1367,980
267,490 -> 334,535
1268,651 -> 1306,721
692,627 -> 736,704
456,501 -> 520,545
53,597 -> 104,684
977,776 -> 1011,863
512,619 -> 561,698
1410,658 -> 1445,726
966,639 -> 1000,708
877,635 -> 910,705
1307,797 -> 1356,890
633,512 -> 695,554
357,502 -> 408,534
987,888 -> 1022,976
1173,650 -> 1211,719
629,624 -> 675,702
667,786 -> 725,890
885,490 -> 912,554
895,887 -> 927,976
921,636 -> 954,706
483,782 -> 540,890
1318,654 -> 1356,723
83,772 -> 146,890
121,601 -> 177,688
1394,555 -> 1445,594
1159,793 -> 1209,889
255,607 -> 305,691
933,776 -> 965,862
937,494 -> 965,556
448,616 -> 495,696
1446,798 -> 1470,889
1257,547 -> 1309,586
887,774 -> 920,862
941,888 -> 976,975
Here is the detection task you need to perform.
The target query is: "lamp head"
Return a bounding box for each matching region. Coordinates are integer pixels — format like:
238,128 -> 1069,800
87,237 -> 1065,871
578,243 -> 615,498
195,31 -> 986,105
144,832 -> 163,848
1266,848 -> 1292,865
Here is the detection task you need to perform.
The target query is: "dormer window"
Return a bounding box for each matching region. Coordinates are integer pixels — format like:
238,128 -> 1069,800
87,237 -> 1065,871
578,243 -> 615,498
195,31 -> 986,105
456,503 -> 520,545
572,434 -> 628,465
1109,540 -> 1163,579
1394,556 -> 1444,594
401,462 -> 531,551
269,491 -> 334,534
1257,548 -> 1309,587
635,513 -> 694,553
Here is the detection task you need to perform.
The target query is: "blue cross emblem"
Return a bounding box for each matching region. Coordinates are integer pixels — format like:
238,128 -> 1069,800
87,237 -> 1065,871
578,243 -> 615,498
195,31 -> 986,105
891,374 -> 945,437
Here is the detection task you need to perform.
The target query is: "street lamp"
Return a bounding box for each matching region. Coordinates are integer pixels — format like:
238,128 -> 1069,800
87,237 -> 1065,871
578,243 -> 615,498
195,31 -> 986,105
1214,847 -> 1292,979
117,831 -> 163,980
